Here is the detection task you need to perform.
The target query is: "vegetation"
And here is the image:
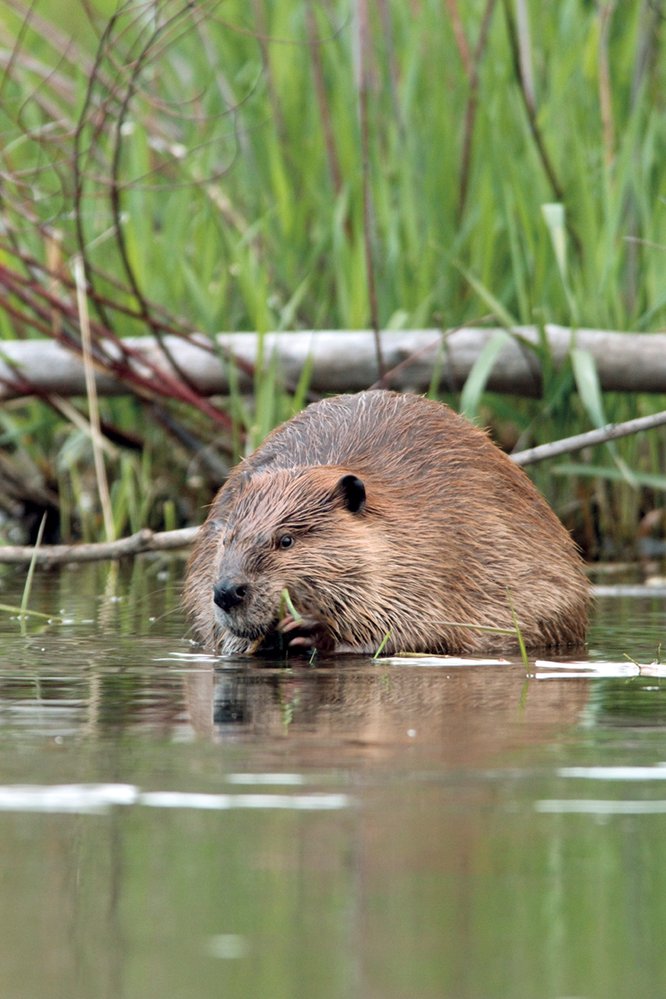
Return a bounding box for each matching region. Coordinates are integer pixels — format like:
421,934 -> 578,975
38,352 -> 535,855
1,0 -> 665,557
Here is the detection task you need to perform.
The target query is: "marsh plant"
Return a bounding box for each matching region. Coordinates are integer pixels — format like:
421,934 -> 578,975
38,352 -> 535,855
0,0 -> 665,555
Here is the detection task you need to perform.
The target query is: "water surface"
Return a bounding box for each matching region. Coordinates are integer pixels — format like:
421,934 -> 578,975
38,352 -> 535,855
0,560 -> 665,999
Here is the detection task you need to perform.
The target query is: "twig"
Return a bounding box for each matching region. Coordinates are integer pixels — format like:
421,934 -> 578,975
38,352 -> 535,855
0,0 -> 37,104
444,0 -> 473,80
457,0 -> 498,222
0,249 -> 235,423
512,409 -> 666,466
501,0 -> 582,257
72,1 -> 123,331
107,3 -> 207,396
367,314 -> 493,391
501,0 -> 562,198
0,527 -> 198,565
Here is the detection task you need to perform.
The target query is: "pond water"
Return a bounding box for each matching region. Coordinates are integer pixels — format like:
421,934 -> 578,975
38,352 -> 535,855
0,559 -> 665,999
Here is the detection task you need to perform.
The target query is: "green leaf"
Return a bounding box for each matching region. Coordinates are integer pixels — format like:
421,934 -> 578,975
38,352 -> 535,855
570,349 -> 638,484
460,331 -> 512,420
541,203 -> 567,281
571,348 -> 606,428
454,263 -> 518,330
553,464 -> 666,491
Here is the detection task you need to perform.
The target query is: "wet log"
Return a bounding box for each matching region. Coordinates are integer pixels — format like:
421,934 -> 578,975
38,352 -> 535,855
1,326 -> 666,400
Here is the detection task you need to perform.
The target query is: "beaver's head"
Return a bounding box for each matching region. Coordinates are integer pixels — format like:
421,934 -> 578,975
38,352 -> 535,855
206,465 -> 386,651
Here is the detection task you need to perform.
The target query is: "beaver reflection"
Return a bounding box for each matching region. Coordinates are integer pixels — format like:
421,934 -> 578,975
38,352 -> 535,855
185,660 -> 590,762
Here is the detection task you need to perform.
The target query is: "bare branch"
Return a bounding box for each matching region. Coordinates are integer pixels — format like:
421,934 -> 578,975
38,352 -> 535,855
512,409 -> 666,466
0,527 -> 197,566
501,0 -> 582,256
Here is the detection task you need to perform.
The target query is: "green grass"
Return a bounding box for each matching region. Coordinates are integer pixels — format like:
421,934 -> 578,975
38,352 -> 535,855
1,0 -> 665,554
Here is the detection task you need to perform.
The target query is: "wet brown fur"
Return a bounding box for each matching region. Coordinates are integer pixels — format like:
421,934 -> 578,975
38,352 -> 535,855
184,391 -> 590,656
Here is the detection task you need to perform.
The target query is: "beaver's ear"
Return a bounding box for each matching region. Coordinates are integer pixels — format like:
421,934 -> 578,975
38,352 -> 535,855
336,474 -> 366,513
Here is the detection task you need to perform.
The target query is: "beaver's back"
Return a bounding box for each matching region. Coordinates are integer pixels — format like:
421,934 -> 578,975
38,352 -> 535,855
241,391 -> 490,477
239,392 -> 558,540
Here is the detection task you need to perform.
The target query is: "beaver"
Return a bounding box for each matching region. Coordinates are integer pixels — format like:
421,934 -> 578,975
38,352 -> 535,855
184,390 -> 590,657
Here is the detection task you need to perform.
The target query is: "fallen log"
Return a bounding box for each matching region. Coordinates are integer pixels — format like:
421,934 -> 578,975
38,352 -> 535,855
2,326 -> 666,400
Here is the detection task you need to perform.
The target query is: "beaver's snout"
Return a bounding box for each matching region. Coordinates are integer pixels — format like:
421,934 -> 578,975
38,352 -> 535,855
213,578 -> 249,613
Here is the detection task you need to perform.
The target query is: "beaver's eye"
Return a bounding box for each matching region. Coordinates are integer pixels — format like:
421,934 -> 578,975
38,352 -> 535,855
278,534 -> 294,550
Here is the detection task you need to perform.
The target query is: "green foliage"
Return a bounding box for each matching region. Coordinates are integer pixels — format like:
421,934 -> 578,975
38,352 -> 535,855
3,0 -> 664,334
0,0 -> 665,553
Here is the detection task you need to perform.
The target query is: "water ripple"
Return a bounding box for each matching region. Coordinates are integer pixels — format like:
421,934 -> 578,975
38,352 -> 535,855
0,783 -> 351,815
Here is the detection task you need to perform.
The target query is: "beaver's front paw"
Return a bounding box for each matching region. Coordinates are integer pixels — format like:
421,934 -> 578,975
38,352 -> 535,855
277,613 -> 336,653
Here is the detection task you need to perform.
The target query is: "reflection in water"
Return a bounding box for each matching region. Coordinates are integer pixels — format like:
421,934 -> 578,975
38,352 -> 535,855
0,563 -> 665,999
185,660 -> 591,768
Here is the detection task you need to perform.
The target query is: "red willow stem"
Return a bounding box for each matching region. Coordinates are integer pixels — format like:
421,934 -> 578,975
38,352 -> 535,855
456,0 -> 499,224
501,0 -> 583,257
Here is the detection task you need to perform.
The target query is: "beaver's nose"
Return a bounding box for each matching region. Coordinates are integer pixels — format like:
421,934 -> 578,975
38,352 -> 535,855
213,579 -> 248,612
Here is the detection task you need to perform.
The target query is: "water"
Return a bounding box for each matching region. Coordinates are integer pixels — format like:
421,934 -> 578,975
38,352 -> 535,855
0,560 -> 665,999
